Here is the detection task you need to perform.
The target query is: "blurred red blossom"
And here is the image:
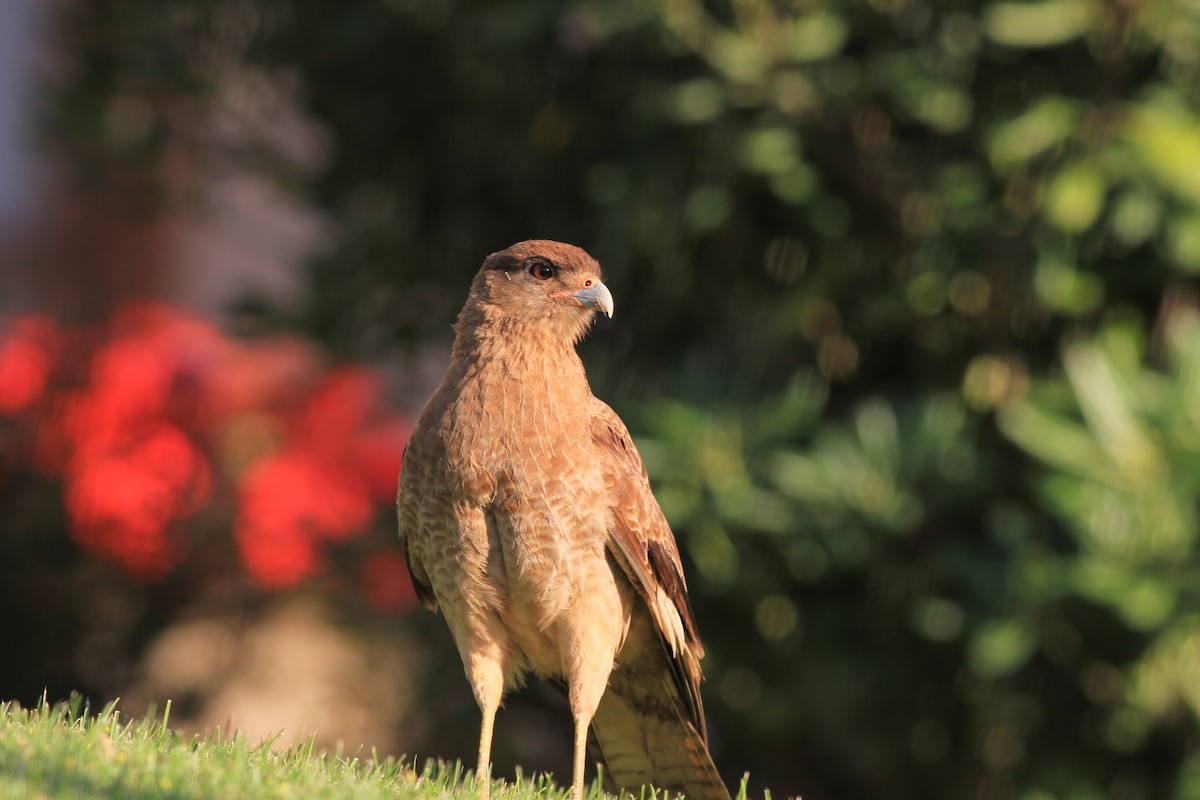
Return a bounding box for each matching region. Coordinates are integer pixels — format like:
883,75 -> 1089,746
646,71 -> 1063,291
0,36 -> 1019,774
0,316 -> 59,415
66,423 -> 210,579
236,448 -> 372,587
0,303 -> 413,603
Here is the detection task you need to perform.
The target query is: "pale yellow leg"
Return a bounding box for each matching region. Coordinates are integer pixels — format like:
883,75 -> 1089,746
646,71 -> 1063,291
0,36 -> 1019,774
571,713 -> 592,800
477,702 -> 497,800
561,582 -> 626,800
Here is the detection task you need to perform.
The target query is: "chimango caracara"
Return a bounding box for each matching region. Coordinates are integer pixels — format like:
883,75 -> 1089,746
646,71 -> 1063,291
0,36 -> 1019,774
397,241 -> 729,800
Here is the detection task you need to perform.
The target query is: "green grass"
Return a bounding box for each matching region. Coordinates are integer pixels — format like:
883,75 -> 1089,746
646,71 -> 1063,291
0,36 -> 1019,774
0,695 -> 566,800
0,696 -> 754,800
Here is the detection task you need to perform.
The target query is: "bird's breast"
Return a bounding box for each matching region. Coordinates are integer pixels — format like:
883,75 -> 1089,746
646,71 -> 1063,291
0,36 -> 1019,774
468,418 -> 620,663
417,364 -> 630,677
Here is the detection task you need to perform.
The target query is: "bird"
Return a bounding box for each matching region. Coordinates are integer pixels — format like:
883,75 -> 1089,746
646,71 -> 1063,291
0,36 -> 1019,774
396,240 -> 729,800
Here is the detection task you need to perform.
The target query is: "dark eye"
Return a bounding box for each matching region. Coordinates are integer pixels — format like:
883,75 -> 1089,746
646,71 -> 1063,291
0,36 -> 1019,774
528,260 -> 555,281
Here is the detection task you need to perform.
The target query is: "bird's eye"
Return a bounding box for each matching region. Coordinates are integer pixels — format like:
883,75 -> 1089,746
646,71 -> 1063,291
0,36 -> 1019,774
528,261 -> 555,281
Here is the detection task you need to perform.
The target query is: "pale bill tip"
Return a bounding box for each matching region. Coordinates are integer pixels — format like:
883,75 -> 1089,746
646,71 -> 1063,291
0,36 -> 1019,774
575,282 -> 614,318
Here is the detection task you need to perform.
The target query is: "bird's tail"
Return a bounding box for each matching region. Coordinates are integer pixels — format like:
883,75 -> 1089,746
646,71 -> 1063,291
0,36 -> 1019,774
589,682 -> 730,800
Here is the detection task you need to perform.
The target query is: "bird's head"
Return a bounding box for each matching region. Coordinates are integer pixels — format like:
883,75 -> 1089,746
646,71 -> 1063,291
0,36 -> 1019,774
466,240 -> 614,343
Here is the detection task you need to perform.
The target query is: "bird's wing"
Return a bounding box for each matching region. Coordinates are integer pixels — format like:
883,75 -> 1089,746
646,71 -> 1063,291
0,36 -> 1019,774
589,397 -> 705,716
396,443 -> 439,611
588,397 -> 728,800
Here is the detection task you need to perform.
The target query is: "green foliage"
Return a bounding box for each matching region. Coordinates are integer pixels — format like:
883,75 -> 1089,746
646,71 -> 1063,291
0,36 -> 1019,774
1001,313 -> 1200,564
997,310 -> 1200,762
632,379 -> 1003,798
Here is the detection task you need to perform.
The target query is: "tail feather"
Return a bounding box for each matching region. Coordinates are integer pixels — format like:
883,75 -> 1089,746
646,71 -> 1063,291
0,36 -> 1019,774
586,552 -> 729,800
590,685 -> 728,800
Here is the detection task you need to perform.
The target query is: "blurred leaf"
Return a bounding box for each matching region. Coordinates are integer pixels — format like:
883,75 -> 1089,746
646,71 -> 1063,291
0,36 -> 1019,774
1130,619 -> 1200,721
1062,340 -> 1160,479
1069,560 -> 1175,630
854,400 -> 901,475
740,126 -> 801,175
906,271 -> 947,316
1119,579 -> 1176,631
910,597 -> 966,642
1033,256 -> 1104,316
1125,101 -> 1200,205
1109,188 -> 1163,247
969,618 -> 1036,678
711,30 -> 770,83
1167,213 -> 1200,273
689,521 -> 739,586
1003,321 -> 1200,563
879,50 -> 974,133
670,79 -> 725,124
1044,162 -> 1107,232
768,165 -> 818,204
785,13 -> 848,62
741,372 -> 828,447
982,0 -> 1096,48
999,401 -> 1115,483
938,163 -> 991,231
916,87 -> 974,134
988,98 -> 1082,169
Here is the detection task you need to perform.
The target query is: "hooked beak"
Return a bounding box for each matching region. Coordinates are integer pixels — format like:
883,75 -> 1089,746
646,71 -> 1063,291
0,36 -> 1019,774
573,281 -> 614,318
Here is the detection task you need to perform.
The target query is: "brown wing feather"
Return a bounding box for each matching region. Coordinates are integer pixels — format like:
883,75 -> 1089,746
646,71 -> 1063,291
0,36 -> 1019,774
582,394 -> 730,800
397,444 -> 439,611
588,397 -> 708,737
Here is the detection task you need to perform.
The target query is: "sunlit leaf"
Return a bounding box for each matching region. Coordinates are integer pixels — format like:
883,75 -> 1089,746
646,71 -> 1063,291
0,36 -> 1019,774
1167,213 -> 1200,273
670,78 -> 725,124
1033,257 -> 1104,316
1118,580 -> 1176,631
769,165 -> 818,204
785,13 -> 848,62
1044,163 -> 1106,232
914,87 -> 973,134
983,0 -> 1096,48
1125,101 -> 1200,204
854,400 -> 900,474
1109,188 -> 1163,247
740,126 -> 801,175
997,401 -> 1117,483
1062,341 -> 1162,481
988,98 -> 1082,169
1130,619 -> 1200,722
969,618 -> 1037,678
711,30 -> 770,82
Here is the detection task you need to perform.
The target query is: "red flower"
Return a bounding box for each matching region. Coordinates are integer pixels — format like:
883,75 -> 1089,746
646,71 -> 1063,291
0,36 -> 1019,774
235,516 -> 323,591
0,315 -> 59,416
293,367 -> 381,454
235,450 -> 373,588
2,302 -> 413,596
65,424 -> 210,580
230,365 -> 411,591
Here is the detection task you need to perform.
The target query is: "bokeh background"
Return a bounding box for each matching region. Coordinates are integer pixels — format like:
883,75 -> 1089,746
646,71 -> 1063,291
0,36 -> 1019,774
3,0 -> 1200,798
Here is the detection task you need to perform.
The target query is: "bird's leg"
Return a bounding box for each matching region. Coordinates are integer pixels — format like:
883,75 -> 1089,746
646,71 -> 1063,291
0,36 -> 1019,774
561,570 -> 631,800
477,699 -> 498,800
570,711 -> 593,800
467,652 -> 506,800
566,648 -> 614,800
